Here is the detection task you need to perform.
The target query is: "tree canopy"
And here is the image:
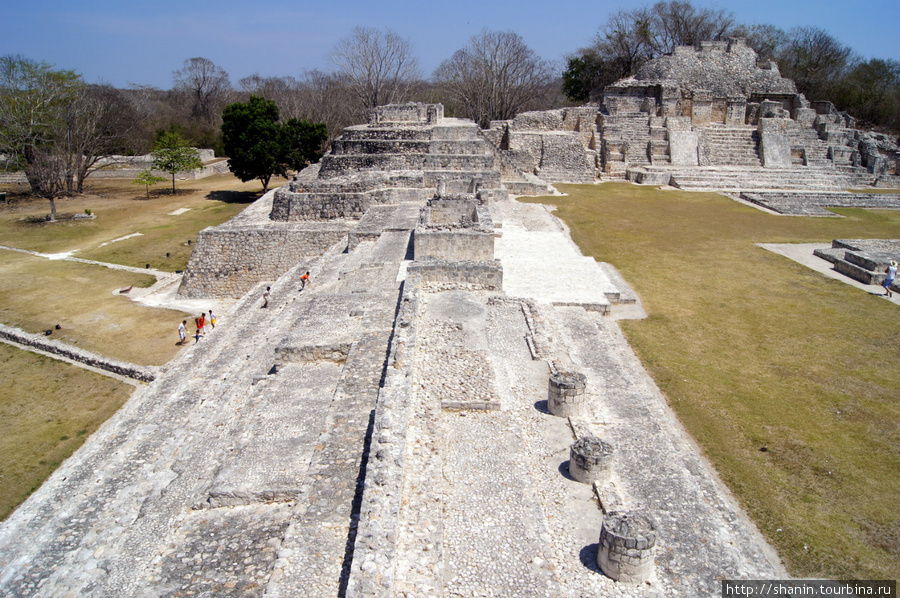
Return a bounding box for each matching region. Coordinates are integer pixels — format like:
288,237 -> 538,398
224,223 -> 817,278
151,131 -> 202,194
434,30 -> 554,128
221,95 -> 326,192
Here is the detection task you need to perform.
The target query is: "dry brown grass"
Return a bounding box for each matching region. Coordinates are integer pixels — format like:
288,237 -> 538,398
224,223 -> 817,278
0,343 -> 132,520
527,182 -> 900,580
0,173 -> 282,521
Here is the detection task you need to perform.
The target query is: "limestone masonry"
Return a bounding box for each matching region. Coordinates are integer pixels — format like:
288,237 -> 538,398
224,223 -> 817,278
3,39 -> 900,597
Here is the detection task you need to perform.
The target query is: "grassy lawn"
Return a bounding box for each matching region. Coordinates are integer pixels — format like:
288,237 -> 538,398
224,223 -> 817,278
528,183 -> 900,580
0,343 -> 133,520
0,173 -> 281,271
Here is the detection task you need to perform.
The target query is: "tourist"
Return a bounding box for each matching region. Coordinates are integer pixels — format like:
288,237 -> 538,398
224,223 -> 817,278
883,260 -> 897,297
209,309 -> 217,328
194,313 -> 205,342
263,286 -> 271,308
300,271 -> 310,290
177,320 -> 186,345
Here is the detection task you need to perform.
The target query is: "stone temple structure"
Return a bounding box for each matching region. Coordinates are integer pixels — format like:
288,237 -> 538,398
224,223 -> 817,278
2,40 -> 898,598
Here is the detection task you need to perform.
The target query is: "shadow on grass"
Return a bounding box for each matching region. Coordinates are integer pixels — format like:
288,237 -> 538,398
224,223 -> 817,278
205,190 -> 260,204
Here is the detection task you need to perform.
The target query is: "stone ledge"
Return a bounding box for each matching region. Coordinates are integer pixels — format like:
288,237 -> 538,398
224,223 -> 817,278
0,323 -> 157,382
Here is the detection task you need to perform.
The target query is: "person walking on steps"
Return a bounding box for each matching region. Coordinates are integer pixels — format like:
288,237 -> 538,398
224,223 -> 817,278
209,309 -> 217,328
300,271 -> 310,290
263,286 -> 271,308
883,260 -> 897,297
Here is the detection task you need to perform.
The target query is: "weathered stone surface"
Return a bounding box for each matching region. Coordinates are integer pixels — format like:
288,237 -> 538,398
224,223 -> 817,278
569,435 -> 614,485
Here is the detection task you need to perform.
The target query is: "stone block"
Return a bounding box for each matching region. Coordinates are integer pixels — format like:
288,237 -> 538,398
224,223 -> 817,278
668,131 -> 699,166
758,118 -> 793,168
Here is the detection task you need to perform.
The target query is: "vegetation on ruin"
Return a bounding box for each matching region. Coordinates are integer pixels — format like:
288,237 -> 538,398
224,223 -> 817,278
0,343 -> 132,521
527,183 -> 900,580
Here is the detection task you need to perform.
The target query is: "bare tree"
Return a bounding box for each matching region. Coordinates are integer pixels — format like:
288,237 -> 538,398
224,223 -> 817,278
433,30 -> 554,128
239,74 -> 307,121
64,84 -> 135,193
329,27 -> 421,112
777,27 -> 856,101
173,57 -> 232,124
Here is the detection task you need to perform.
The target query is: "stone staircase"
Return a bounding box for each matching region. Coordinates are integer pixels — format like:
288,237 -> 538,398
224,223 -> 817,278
788,128 -> 832,167
629,165 -> 878,192
601,113 -> 652,174
649,117 -> 671,165
698,125 -> 761,167
273,115 -> 508,222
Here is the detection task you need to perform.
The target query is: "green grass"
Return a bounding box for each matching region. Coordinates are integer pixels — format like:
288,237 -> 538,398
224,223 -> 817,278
0,174 -> 276,271
526,183 -> 900,580
0,343 -> 132,520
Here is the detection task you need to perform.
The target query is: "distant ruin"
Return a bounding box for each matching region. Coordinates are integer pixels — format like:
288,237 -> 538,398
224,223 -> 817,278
179,38 -> 898,300
6,40 -> 900,598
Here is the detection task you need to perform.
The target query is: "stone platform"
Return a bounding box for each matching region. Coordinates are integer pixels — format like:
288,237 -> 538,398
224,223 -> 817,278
0,194 -> 782,597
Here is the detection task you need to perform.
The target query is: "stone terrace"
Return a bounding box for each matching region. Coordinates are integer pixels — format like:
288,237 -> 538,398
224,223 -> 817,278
0,195 -> 781,597
739,191 -> 900,216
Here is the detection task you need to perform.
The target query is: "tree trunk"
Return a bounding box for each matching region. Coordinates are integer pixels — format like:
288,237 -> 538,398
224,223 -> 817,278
171,173 -> 176,195
49,198 -> 57,222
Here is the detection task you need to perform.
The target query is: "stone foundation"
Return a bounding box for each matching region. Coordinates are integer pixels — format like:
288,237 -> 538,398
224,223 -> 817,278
569,435 -> 613,484
547,371 -> 586,417
597,511 -> 657,583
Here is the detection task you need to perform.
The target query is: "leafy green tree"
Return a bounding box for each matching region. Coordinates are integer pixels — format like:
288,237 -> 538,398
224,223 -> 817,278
221,96 -> 327,192
222,96 -> 284,192
132,170 -> 167,198
280,118 -> 327,172
151,131 -> 202,194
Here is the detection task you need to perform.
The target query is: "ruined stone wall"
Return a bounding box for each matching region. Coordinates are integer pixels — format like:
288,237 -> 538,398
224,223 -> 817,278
485,108 -> 599,184
631,38 -> 796,98
178,224 -> 348,298
413,229 -> 495,262
406,260 -> 503,290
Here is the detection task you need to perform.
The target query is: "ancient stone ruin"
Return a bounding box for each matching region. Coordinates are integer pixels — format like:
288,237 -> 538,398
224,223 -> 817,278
4,38 -> 900,597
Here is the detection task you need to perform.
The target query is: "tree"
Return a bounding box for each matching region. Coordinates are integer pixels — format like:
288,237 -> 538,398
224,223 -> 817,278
329,27 -> 421,113
221,96 -> 327,192
221,96 -> 284,192
776,27 -> 856,101
151,131 -> 202,194
0,55 -> 83,219
173,57 -> 232,125
280,118 -> 327,172
64,83 -> 135,194
132,170 -> 167,198
434,30 -> 554,128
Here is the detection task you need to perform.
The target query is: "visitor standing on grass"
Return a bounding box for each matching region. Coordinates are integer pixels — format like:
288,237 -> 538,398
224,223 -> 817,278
263,286 -> 271,308
209,309 -> 217,328
883,260 -> 897,297
300,271 -> 310,290
178,320 -> 186,345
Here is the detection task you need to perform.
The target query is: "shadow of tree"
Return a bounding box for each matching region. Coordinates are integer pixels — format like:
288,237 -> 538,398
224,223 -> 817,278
205,190 -> 260,204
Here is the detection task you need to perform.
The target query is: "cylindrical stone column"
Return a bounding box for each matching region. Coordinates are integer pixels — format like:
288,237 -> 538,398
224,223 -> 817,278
569,435 -> 613,484
597,511 -> 657,583
547,371 -> 586,417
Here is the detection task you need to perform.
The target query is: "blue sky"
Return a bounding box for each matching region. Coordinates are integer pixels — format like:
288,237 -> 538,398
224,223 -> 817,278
2,0 -> 898,89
